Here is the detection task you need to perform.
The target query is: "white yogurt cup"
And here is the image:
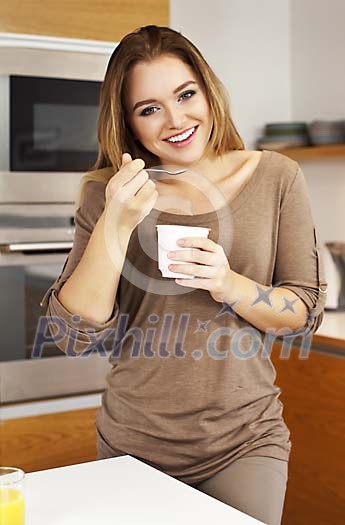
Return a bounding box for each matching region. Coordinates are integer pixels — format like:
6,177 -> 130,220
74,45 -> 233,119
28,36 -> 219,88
156,225 -> 211,278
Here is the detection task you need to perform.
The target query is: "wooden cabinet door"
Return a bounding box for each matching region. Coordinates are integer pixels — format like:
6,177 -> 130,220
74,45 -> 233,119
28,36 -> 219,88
0,0 -> 169,42
2,407 -> 98,472
271,343 -> 345,525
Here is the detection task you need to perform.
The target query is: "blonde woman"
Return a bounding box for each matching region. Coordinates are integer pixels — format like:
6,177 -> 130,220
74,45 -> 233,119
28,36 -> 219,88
41,25 -> 327,525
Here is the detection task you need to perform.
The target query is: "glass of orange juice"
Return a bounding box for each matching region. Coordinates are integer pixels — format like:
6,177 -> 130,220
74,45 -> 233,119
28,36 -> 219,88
0,467 -> 25,525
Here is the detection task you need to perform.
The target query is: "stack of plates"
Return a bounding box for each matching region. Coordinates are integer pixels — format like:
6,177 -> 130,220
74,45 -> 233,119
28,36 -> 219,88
256,120 -> 345,150
256,122 -> 310,150
308,120 -> 345,145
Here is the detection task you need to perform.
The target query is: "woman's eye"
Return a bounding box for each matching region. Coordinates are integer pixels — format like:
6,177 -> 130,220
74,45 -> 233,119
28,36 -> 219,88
139,90 -> 196,117
140,106 -> 158,117
179,89 -> 196,101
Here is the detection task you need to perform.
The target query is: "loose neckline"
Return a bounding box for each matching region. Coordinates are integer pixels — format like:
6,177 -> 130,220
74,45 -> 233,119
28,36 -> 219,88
149,150 -> 271,224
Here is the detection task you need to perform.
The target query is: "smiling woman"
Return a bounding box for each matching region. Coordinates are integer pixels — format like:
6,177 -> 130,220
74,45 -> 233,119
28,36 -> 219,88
75,25 -> 244,207
40,25 -> 327,525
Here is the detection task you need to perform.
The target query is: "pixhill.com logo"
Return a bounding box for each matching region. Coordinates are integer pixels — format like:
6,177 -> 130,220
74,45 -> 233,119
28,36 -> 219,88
33,305 -> 315,361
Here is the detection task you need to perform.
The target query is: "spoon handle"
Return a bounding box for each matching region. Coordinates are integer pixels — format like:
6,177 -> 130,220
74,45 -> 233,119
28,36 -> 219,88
147,168 -> 187,175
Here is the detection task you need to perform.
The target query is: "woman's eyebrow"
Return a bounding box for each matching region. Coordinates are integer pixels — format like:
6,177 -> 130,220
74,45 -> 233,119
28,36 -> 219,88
132,80 -> 197,112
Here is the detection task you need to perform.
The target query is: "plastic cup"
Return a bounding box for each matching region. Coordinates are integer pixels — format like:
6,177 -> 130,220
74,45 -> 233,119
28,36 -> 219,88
0,467 -> 25,524
156,225 -> 210,278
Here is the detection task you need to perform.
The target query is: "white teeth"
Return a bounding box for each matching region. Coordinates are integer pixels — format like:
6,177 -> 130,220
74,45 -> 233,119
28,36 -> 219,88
166,127 -> 195,143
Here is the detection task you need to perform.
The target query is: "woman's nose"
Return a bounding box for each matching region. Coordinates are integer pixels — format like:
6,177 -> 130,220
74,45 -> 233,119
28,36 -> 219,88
165,106 -> 187,129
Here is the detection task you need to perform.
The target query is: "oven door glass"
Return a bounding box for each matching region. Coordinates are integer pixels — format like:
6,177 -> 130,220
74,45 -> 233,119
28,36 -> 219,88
10,75 -> 101,172
0,263 -> 65,361
0,261 -> 112,403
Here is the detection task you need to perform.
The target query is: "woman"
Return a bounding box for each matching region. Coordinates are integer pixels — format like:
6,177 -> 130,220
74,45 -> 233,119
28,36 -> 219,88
40,25 -> 327,525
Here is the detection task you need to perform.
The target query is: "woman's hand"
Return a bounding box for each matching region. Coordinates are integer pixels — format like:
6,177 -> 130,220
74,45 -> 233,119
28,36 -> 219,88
105,153 -> 158,233
167,236 -> 235,303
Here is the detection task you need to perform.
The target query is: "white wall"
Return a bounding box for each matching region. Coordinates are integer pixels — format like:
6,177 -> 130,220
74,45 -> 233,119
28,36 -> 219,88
289,0 -> 345,242
290,0 -> 345,120
170,0 -> 291,150
170,0 -> 345,243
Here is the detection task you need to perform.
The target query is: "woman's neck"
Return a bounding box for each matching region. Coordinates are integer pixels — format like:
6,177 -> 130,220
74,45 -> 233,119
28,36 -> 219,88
158,149 -> 250,186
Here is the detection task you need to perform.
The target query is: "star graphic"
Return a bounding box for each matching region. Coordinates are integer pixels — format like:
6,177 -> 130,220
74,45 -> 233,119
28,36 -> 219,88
192,349 -> 203,360
193,319 -> 210,334
280,297 -> 299,314
251,285 -> 274,308
215,301 -> 240,320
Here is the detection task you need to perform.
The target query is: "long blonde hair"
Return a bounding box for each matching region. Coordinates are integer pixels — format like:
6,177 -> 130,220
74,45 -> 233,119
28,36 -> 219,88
76,25 -> 244,210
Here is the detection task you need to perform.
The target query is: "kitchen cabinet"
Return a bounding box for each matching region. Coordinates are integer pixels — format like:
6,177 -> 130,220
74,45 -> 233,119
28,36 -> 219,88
271,338 -> 345,525
0,0 -> 169,42
1,406 -> 98,473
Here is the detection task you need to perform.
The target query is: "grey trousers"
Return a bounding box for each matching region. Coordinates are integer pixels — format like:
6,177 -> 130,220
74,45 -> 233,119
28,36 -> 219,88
96,430 -> 288,525
194,455 -> 288,525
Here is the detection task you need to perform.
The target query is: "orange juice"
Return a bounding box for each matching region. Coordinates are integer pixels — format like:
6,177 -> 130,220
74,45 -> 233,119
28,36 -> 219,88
0,487 -> 25,525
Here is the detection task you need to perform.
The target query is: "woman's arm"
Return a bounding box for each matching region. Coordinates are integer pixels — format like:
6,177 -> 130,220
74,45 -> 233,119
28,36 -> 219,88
40,181 -> 131,354
223,165 -> 327,334
221,271 -> 309,333
57,209 -> 131,325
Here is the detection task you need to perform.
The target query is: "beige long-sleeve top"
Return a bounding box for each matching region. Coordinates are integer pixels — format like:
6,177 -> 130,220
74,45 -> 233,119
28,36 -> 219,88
40,150 -> 327,485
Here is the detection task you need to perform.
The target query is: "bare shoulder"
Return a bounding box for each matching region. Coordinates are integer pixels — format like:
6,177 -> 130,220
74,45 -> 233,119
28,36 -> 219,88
232,148 -> 300,177
222,149 -> 262,165
219,149 -> 263,179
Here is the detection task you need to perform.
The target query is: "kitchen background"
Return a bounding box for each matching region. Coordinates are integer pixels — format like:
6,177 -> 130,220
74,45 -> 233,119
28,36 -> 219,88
0,1 -> 344,524
171,0 -> 345,242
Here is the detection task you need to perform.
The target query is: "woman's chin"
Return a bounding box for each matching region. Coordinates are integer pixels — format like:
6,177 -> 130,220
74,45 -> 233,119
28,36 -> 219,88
159,148 -> 206,167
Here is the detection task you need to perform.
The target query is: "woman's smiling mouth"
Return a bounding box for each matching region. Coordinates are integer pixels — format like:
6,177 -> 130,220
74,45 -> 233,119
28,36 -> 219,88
163,125 -> 199,147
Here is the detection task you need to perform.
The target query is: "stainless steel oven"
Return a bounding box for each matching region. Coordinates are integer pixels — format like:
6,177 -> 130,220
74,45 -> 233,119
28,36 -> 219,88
0,36 -> 114,404
0,173 -> 112,403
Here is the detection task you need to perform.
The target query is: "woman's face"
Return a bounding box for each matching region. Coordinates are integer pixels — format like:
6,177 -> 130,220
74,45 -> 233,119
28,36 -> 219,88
124,54 -> 213,167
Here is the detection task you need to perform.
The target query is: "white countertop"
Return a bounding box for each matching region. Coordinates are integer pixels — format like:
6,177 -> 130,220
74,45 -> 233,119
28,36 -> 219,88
316,311 -> 345,341
0,393 -> 102,420
25,456 -> 264,524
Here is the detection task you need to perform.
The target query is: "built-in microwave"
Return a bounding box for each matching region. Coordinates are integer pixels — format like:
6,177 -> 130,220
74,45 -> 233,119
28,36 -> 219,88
0,74 -> 102,172
0,35 -> 114,404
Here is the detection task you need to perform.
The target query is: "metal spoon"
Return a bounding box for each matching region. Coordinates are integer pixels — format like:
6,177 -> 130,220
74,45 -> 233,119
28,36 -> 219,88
147,168 -> 187,176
